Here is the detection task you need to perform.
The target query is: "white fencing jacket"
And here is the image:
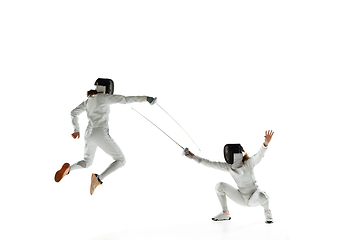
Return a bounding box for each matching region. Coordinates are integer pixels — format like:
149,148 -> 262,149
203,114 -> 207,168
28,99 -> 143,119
71,93 -> 147,132
192,144 -> 268,200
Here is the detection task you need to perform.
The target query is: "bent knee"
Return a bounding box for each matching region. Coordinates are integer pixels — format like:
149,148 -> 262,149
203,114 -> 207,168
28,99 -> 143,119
215,182 -> 227,195
249,191 -> 269,207
117,159 -> 126,168
114,156 -> 126,167
78,160 -> 92,168
110,155 -> 126,168
259,192 -> 269,205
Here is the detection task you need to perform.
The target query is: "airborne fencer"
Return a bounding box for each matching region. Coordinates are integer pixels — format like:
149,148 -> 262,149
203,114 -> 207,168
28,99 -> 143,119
184,130 -> 274,224
54,78 -> 157,195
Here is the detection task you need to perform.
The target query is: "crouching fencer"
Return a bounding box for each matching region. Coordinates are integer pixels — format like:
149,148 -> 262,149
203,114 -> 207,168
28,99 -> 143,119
54,78 -> 157,195
184,130 -> 274,224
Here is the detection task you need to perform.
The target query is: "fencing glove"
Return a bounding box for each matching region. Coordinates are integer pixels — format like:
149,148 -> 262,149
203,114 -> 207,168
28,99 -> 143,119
147,97 -> 157,105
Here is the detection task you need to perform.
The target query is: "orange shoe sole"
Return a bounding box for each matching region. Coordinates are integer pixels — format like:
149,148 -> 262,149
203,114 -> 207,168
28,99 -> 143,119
54,163 -> 70,182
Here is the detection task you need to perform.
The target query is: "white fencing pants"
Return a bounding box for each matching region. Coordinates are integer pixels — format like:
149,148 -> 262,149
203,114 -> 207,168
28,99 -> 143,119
70,128 -> 126,181
215,182 -> 270,212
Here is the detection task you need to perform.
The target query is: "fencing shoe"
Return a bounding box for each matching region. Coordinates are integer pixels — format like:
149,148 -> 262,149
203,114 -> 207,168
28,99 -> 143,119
264,210 -> 273,224
54,163 -> 70,182
212,211 -> 231,221
90,173 -> 103,195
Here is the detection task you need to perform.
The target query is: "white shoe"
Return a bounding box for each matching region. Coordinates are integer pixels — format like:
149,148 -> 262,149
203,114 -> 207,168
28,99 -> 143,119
212,211 -> 231,221
264,210 -> 273,224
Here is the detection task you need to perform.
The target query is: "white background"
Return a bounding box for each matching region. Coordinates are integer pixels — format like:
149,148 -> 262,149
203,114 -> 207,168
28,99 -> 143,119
1,1 -> 359,239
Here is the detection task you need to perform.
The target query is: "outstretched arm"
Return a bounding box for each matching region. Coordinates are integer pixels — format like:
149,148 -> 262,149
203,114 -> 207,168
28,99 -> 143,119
105,94 -> 157,105
184,148 -> 230,172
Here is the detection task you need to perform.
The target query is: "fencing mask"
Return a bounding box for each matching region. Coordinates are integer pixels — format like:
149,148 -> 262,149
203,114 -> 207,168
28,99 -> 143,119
224,144 -> 244,168
94,78 -> 114,94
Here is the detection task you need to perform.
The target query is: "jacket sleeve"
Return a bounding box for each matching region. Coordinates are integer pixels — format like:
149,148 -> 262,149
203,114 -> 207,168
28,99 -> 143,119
70,101 -> 86,132
191,155 -> 231,172
105,94 -> 147,104
244,144 -> 268,169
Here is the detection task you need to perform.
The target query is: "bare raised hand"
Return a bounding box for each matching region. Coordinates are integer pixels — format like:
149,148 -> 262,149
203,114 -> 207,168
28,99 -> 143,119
71,132 -> 80,139
264,130 -> 274,146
